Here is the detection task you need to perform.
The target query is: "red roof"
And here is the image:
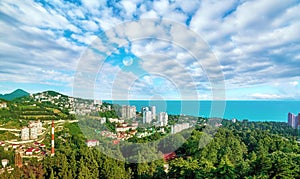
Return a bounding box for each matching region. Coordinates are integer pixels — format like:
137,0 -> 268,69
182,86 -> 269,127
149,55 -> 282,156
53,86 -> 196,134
113,140 -> 120,145
12,144 -> 19,148
163,152 -> 176,161
26,148 -> 35,153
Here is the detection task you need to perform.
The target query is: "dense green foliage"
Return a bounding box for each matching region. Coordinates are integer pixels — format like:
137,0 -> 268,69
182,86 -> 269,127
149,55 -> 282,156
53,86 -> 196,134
0,101 -> 73,127
1,119 -> 299,178
99,110 -> 118,119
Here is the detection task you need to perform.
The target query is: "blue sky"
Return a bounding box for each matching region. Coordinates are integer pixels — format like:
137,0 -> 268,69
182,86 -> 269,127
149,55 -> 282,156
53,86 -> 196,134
0,0 -> 300,100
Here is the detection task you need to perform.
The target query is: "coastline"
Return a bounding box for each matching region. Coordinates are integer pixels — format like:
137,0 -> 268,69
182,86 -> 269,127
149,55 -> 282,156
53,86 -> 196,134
103,100 -> 300,122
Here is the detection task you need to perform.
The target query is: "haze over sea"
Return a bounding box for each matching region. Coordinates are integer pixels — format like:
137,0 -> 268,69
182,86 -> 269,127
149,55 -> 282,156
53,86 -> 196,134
104,100 -> 300,122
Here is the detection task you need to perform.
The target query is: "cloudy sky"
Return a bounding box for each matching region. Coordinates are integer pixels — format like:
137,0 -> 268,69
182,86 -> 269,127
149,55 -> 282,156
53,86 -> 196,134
0,0 -> 300,100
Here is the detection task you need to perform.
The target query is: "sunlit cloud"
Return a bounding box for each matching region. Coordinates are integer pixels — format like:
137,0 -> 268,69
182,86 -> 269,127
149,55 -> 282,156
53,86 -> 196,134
0,0 -> 299,100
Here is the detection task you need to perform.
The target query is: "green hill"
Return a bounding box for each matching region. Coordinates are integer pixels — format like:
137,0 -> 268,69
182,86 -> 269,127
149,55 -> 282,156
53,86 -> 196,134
0,89 -> 29,101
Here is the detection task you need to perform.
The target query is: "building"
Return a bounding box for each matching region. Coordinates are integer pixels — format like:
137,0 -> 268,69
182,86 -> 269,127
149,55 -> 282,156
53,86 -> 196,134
115,126 -> 130,132
40,144 -> 46,148
297,113 -> 300,129
28,120 -> 43,134
34,148 -> 41,153
130,106 -> 137,118
94,99 -> 102,106
288,112 -> 296,128
163,152 -> 176,161
143,110 -> 152,124
100,117 -> 106,124
151,106 -> 156,120
142,106 -> 158,124
86,140 -> 99,147
109,118 -> 124,123
25,148 -> 35,155
115,122 -> 137,133
0,102 -> 7,108
171,123 -> 190,134
288,112 -> 299,129
21,127 -> 30,141
36,121 -> 43,133
1,159 -> 9,168
21,121 -> 42,140
30,127 -> 38,140
132,122 -> 138,128
159,112 -> 168,126
12,144 -> 18,149
297,113 -> 300,128
121,105 -> 136,119
0,141 -> 5,147
231,118 -> 237,123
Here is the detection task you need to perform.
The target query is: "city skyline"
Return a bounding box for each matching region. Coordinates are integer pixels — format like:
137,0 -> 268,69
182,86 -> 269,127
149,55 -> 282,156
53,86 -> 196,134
0,0 -> 300,100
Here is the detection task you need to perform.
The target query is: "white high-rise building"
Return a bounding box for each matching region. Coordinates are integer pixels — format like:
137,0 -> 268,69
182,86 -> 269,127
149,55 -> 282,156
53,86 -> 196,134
121,105 -> 136,119
36,120 -> 42,133
143,111 -> 152,124
159,112 -> 168,126
30,127 -> 38,140
121,105 -> 126,118
29,120 -> 43,134
131,106 -> 137,118
151,106 -> 156,120
143,108 -> 152,124
142,107 -> 149,112
21,127 -> 30,140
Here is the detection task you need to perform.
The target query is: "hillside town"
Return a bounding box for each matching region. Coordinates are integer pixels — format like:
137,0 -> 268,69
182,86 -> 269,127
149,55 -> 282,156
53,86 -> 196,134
0,91 -> 197,174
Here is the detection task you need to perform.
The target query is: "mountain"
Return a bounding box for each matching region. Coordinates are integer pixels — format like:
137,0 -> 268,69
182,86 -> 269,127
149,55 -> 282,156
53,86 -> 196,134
0,89 -> 30,101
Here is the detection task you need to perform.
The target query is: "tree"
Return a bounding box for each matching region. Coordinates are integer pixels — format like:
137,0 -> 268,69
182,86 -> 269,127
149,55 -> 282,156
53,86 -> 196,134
169,157 -> 199,178
214,155 -> 236,178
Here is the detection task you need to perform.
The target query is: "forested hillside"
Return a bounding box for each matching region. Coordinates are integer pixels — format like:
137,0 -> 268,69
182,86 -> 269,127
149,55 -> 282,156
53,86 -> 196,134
1,120 -> 299,179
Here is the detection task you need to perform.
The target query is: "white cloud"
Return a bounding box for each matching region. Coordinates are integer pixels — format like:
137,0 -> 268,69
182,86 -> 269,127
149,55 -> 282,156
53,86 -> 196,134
0,0 -> 300,100
289,81 -> 299,87
153,0 -> 170,16
81,20 -> 99,31
250,93 -> 281,99
121,0 -> 137,18
71,33 -> 98,45
81,0 -> 104,13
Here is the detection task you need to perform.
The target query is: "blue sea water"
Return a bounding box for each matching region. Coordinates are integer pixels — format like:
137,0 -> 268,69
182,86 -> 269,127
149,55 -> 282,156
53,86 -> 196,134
103,100 -> 300,122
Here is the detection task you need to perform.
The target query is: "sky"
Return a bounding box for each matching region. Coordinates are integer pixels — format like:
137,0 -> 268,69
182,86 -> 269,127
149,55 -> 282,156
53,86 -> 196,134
0,0 -> 300,100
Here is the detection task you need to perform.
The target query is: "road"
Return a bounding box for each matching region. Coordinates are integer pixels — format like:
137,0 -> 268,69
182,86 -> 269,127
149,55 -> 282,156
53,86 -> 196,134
44,119 -> 78,125
0,128 -> 21,132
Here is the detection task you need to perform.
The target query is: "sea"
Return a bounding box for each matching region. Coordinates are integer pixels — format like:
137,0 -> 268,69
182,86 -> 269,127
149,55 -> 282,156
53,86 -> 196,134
103,100 -> 300,122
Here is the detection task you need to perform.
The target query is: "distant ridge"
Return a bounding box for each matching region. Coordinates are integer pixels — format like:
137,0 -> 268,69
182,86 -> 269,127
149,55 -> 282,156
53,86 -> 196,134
0,89 -> 30,101
37,90 -> 67,97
